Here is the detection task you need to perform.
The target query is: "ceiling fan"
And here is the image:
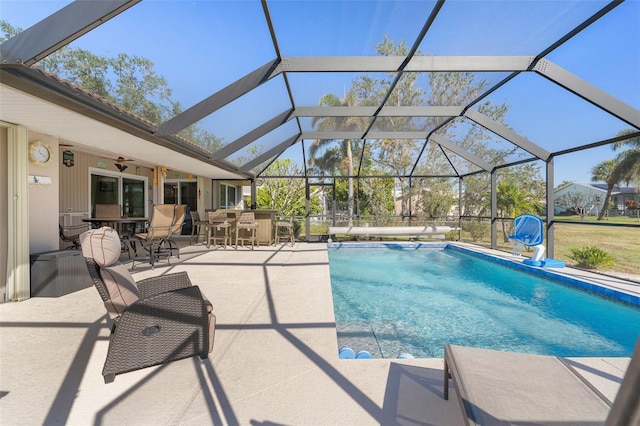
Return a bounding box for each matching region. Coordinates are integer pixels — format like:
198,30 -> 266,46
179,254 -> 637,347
113,156 -> 133,172
114,156 -> 134,163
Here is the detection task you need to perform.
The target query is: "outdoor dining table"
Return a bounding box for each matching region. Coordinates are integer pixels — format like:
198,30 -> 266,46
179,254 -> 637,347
82,217 -> 149,257
82,217 -> 149,235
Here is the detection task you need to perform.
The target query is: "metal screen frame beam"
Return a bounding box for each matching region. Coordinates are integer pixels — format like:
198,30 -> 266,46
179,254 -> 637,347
293,106 -> 464,117
275,56 -> 534,73
211,109 -> 294,160
429,134 -> 494,172
406,56 -> 534,72
0,0 -> 139,66
534,59 -> 640,129
301,131 -> 428,140
240,133 -> 300,172
157,59 -> 281,136
464,109 -> 551,161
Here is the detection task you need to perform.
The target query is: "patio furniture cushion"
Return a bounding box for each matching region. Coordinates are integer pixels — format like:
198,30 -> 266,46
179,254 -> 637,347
80,227 -> 139,318
100,263 -> 140,319
80,226 -> 121,267
444,344 -> 612,425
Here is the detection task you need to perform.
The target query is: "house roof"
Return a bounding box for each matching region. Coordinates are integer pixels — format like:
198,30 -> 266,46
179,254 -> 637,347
560,181 -> 637,195
1,0 -> 639,180
590,183 -> 637,194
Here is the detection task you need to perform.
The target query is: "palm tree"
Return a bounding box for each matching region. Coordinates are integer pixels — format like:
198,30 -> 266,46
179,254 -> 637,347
591,159 -> 619,220
611,129 -> 640,188
310,92 -> 366,225
497,180 -> 542,242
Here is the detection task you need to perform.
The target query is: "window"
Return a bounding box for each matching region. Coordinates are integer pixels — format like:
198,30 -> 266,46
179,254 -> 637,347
90,168 -> 148,218
219,183 -> 237,208
163,180 -> 197,236
164,180 -> 197,212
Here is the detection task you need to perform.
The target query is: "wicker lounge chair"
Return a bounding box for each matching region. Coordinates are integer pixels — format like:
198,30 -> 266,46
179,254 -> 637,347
443,341 -> 640,425
80,226 -> 215,383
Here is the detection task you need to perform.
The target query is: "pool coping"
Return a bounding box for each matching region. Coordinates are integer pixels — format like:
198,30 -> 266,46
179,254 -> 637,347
327,241 -> 640,308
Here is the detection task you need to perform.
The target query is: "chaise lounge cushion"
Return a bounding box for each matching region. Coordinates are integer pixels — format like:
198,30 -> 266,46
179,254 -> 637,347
444,344 -> 612,425
99,263 -> 140,319
80,227 -> 139,318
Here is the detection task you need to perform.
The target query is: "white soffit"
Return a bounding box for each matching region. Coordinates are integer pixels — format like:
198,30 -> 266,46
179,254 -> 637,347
0,84 -> 243,180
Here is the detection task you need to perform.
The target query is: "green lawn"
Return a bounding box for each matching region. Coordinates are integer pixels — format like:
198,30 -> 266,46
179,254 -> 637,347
462,217 -> 639,280
552,222 -> 639,276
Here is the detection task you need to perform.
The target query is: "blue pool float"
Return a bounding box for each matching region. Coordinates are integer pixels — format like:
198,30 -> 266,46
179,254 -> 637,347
397,353 -> 415,359
356,350 -> 372,359
338,347 -> 355,359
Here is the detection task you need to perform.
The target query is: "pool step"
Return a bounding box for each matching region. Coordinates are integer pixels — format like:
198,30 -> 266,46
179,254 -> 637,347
336,324 -> 381,358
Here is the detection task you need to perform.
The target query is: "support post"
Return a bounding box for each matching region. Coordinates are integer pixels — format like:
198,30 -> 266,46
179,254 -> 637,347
305,177 -> 310,241
546,157 -> 555,258
458,177 -> 463,241
250,179 -> 257,209
491,171 -> 497,249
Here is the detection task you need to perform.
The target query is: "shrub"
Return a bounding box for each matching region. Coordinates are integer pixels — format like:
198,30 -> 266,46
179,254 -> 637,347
568,246 -> 615,270
464,221 -> 488,242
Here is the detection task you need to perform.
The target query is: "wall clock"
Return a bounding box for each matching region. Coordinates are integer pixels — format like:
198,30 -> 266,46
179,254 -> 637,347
28,141 -> 52,166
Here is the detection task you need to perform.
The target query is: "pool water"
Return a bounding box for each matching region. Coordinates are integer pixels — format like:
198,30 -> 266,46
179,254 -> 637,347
327,245 -> 640,358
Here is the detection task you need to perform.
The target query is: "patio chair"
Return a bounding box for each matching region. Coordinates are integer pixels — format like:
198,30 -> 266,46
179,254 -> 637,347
59,223 -> 89,249
443,341 -> 640,425
207,210 -> 232,249
131,204 -> 176,268
275,215 -> 295,246
164,204 -> 187,258
235,212 -> 258,250
189,211 -> 208,244
80,226 -> 215,383
95,203 -> 121,221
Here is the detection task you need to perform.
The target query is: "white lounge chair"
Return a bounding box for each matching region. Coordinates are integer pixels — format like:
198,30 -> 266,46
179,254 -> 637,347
329,225 -> 454,240
443,341 -> 639,426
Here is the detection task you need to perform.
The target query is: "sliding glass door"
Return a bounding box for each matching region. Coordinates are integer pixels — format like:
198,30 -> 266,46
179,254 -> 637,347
164,180 -> 197,234
123,178 -> 145,217
90,169 -> 148,218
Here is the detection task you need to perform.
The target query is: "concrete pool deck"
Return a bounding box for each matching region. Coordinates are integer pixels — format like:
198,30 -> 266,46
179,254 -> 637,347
0,240 -> 635,425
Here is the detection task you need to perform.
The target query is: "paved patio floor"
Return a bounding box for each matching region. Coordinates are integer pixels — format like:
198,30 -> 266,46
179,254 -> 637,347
0,239 -> 633,425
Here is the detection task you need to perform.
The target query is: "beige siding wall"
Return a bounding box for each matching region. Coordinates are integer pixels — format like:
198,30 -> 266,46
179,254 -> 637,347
58,148 -> 154,224
1,127 -> 7,300
58,147 -> 90,218
28,132 -> 59,253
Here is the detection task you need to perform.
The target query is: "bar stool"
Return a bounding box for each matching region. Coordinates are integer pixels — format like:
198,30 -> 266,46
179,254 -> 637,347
235,212 -> 259,250
207,211 -> 232,249
189,211 -> 209,244
275,216 -> 295,246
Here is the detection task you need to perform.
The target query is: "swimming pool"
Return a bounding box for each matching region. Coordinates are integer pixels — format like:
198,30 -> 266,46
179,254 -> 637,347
327,243 -> 640,358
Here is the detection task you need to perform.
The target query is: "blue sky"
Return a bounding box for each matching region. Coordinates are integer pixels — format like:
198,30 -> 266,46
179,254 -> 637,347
2,0 -> 639,184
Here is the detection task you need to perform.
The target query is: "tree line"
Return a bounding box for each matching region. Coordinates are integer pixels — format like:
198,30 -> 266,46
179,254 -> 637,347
4,21 -> 636,227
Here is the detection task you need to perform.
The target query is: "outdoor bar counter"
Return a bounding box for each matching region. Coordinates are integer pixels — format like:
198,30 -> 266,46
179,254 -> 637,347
213,209 -> 278,246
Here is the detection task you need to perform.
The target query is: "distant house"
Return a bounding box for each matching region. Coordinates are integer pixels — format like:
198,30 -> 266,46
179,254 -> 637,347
553,181 -> 639,216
